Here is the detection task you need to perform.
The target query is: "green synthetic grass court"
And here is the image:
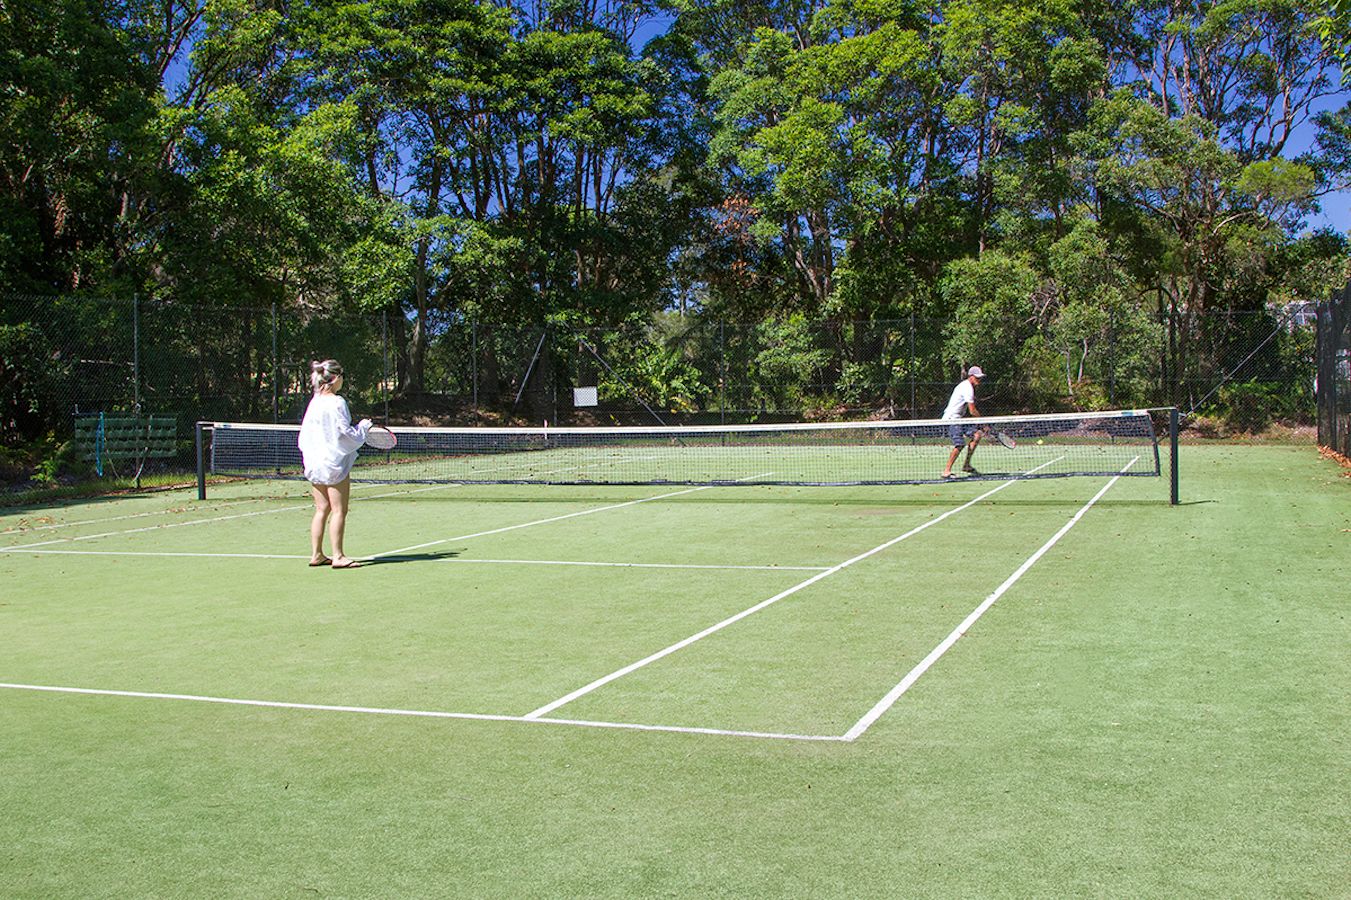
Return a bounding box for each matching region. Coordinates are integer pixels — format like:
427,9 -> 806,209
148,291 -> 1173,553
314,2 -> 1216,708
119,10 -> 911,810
1,445 -> 1346,896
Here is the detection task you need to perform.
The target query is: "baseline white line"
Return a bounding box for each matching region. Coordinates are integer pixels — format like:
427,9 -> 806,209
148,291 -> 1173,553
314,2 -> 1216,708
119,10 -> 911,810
0,683 -> 838,743
523,458 -> 1065,720
0,482 -> 462,553
841,458 -> 1137,742
1,458 -> 743,556
0,506 -> 314,551
3,550 -> 309,560
369,474 -> 775,559
0,479 -> 409,537
2,496 -> 280,533
2,549 -> 826,572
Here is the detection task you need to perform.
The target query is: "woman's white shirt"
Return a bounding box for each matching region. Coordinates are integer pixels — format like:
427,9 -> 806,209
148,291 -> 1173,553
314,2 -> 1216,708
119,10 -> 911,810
298,392 -> 369,485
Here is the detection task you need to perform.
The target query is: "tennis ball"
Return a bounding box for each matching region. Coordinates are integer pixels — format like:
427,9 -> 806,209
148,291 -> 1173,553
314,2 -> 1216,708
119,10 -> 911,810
1036,438 -> 1044,445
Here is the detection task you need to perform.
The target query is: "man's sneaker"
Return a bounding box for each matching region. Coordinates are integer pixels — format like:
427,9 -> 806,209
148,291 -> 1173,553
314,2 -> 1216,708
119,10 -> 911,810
942,472 -> 956,480
962,465 -> 980,475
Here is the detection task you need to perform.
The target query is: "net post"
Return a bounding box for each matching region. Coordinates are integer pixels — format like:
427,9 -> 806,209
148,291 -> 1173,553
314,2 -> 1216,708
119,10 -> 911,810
1169,407 -> 1179,505
195,422 -> 207,501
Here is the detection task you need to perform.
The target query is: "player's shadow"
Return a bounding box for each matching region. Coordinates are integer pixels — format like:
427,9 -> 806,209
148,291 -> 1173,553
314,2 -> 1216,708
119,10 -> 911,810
364,549 -> 463,565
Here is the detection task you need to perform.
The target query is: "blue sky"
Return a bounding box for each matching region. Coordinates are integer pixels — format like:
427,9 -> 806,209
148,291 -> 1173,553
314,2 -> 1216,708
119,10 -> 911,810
1297,95 -> 1350,234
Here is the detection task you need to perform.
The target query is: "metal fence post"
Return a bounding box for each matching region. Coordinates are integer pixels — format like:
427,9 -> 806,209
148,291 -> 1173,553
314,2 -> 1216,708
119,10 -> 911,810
909,311 -> 916,418
1108,308 -> 1116,406
719,321 -> 726,426
132,294 -> 141,416
271,301 -> 279,423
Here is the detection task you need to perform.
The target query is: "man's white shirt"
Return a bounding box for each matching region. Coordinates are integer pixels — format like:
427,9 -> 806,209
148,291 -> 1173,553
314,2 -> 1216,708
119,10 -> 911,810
942,379 -> 974,420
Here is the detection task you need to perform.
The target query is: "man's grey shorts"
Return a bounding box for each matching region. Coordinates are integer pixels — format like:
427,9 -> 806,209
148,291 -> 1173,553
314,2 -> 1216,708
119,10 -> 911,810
948,423 -> 978,447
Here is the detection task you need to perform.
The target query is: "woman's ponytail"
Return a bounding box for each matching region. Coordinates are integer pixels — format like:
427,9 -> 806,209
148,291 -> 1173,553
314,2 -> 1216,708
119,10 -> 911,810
310,359 -> 343,393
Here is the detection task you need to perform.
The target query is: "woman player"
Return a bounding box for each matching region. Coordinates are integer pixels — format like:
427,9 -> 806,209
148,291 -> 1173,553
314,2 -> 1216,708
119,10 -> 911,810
298,359 -> 371,569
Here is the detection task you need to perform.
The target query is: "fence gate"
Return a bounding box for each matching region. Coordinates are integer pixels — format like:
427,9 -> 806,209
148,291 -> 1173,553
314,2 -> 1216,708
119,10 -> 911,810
1317,282 -> 1351,457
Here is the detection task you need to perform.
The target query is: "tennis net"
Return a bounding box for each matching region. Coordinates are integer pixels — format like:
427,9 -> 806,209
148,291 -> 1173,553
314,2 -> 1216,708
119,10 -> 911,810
198,410 -> 1162,491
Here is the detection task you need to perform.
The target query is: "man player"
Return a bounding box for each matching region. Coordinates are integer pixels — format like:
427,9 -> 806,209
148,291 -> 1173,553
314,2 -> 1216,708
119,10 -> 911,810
941,365 -> 984,479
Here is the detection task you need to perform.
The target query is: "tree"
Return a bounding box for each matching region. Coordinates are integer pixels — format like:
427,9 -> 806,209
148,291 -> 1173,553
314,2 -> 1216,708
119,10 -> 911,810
1043,221 -> 1160,407
0,0 -> 160,291
1316,0 -> 1350,74
940,249 -> 1038,377
1081,0 -> 1338,402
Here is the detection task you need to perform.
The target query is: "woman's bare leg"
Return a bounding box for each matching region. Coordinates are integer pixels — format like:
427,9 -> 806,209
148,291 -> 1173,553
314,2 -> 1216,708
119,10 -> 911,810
326,479 -> 356,566
309,482 -> 332,564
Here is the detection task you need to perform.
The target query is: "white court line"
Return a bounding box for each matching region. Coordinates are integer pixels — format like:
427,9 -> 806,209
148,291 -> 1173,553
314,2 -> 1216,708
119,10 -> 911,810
0,683 -> 839,743
369,474 -> 775,559
0,452 -> 708,555
2,467 -> 762,563
841,458 -> 1137,742
0,459 -> 1102,740
1,496 -> 280,533
426,558 -> 827,572
0,479 -> 400,536
2,548 -> 825,572
0,482 -> 460,553
5,550 -> 310,560
523,458 -> 1064,720
0,505 -> 315,551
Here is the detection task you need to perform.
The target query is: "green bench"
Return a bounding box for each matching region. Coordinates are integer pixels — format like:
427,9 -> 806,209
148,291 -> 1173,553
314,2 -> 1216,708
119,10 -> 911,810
74,414 -> 178,485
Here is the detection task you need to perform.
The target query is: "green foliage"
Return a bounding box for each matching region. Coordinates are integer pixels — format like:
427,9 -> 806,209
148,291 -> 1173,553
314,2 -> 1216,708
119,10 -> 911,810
0,431 -> 88,487
940,251 -> 1038,370
1042,222 -> 1161,408
1314,0 -> 1349,76
836,357 -> 897,408
0,0 -> 159,291
1207,381 -> 1297,432
0,322 -> 58,441
599,339 -> 708,414
28,436 -> 84,485
0,0 -> 1343,441
746,316 -> 834,411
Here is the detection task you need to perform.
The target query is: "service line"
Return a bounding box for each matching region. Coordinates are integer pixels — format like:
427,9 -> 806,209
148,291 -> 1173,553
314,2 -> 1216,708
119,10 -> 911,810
368,473 -> 775,559
0,482 -> 461,553
0,683 -> 840,743
523,459 -> 1064,720
842,458 -> 1138,742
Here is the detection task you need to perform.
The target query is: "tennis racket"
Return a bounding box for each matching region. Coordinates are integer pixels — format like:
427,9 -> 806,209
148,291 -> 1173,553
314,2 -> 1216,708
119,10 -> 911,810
978,425 -> 1016,449
364,424 -> 397,451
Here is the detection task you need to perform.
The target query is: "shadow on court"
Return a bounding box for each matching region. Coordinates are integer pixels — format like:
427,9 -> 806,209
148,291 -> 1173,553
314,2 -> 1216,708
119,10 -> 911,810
364,550 -> 463,565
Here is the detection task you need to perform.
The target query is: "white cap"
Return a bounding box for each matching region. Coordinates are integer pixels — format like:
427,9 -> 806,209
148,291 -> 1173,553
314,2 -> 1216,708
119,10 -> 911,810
967,366 -> 985,379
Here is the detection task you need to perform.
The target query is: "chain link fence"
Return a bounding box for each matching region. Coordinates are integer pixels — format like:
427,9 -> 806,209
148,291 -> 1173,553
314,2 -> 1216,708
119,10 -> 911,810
1,292 -> 1321,489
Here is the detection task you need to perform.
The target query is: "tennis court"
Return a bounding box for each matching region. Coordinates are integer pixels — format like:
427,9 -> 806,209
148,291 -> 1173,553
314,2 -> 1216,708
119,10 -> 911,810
1,442 -> 1347,896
